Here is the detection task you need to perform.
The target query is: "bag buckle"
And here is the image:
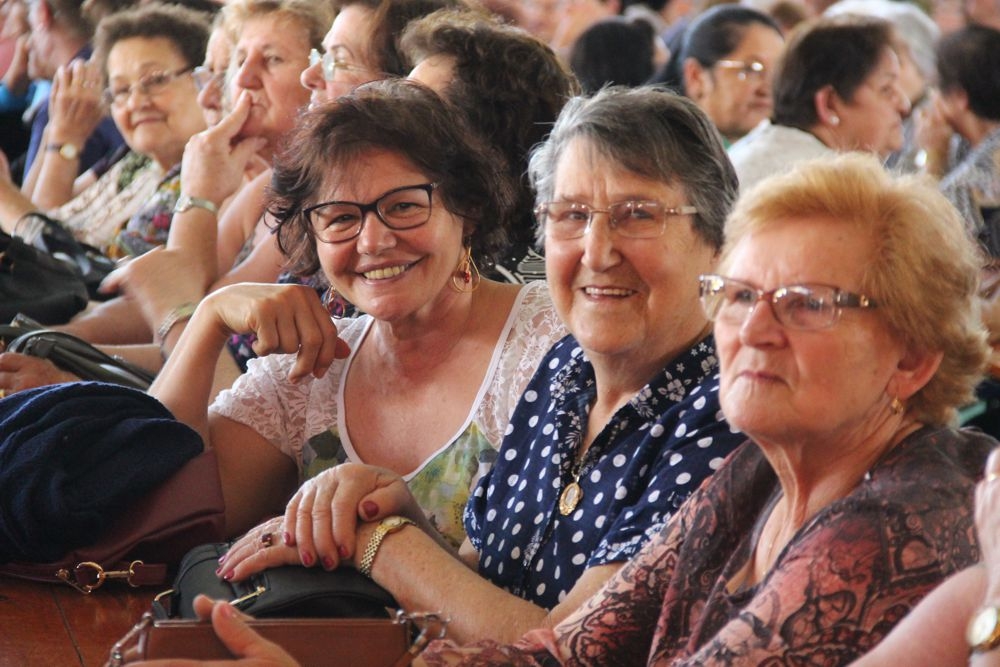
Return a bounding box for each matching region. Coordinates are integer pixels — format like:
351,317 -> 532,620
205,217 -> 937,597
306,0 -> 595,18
105,611 -> 153,667
57,560 -> 145,594
395,609 -> 449,661
230,585 -> 266,608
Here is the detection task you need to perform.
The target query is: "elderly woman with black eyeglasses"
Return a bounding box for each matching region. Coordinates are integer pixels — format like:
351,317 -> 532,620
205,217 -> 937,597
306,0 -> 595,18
410,152 -> 998,665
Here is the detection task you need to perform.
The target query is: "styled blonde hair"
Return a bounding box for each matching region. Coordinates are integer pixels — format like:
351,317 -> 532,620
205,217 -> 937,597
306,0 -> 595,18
721,153 -> 988,425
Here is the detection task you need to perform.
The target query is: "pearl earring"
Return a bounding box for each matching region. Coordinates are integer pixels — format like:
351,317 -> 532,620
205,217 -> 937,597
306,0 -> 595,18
829,114 -> 840,126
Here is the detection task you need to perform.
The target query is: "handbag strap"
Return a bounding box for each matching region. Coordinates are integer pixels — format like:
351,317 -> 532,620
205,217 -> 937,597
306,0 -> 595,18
0,559 -> 169,593
391,610 -> 450,667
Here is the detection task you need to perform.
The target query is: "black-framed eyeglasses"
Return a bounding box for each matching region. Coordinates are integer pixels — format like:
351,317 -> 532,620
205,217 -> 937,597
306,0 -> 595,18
714,59 -> 768,82
698,274 -> 877,331
308,48 -> 373,82
191,65 -> 225,92
304,183 -> 439,244
103,67 -> 194,107
535,200 -> 698,240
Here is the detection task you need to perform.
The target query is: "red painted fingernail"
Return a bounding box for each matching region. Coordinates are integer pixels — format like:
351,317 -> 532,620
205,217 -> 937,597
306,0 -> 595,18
301,551 -> 314,567
322,556 -> 335,570
283,531 -> 293,546
223,571 -> 234,581
215,567 -> 223,576
217,554 -> 227,564
362,501 -> 379,518
339,545 -> 349,559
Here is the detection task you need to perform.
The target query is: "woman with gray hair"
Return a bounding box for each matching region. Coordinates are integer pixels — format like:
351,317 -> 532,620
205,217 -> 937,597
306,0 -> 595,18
217,85 -> 744,645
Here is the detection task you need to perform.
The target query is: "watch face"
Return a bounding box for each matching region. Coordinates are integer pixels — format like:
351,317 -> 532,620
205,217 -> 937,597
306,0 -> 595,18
969,607 -> 1000,646
59,144 -> 79,160
385,517 -> 406,529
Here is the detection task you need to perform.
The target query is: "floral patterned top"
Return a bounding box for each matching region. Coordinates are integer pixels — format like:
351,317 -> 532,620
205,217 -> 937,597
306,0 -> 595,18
464,334 -> 742,608
211,281 -> 566,547
422,425 -> 994,665
110,163 -> 182,258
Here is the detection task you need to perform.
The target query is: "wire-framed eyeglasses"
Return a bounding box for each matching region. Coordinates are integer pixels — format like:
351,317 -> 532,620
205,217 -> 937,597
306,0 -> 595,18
191,65 -> 225,92
103,67 -> 194,107
535,200 -> 698,240
714,59 -> 768,82
698,274 -> 877,330
308,48 -> 373,82
304,183 -> 439,244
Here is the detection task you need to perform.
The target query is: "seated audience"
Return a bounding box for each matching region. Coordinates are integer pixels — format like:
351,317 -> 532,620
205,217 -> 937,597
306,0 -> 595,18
18,0 -> 124,196
0,3 -> 210,255
402,8 -> 579,282
655,4 -> 784,147
729,14 -> 911,191
217,85 -> 745,644
165,150 -> 995,667
917,23 -> 1000,258
148,79 -> 565,545
407,151 -> 996,664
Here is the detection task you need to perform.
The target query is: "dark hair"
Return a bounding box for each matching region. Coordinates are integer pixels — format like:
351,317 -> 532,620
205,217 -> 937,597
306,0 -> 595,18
44,0 -> 94,39
269,79 -> 515,276
528,86 -> 737,251
92,3 -> 211,82
402,9 -> 578,246
336,0 -> 468,76
773,15 -> 894,131
677,4 -> 780,95
569,16 -> 657,93
936,24 -> 1000,122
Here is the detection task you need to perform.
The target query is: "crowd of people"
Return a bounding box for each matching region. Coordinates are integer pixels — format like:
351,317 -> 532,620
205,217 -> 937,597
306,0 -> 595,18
0,0 -> 999,665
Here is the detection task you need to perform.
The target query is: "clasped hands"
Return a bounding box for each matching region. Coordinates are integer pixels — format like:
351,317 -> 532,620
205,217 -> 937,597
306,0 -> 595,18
218,463 -> 420,581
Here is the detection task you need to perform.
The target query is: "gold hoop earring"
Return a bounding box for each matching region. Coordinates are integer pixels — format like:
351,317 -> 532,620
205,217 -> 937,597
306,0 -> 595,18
450,245 -> 481,293
890,396 -> 904,415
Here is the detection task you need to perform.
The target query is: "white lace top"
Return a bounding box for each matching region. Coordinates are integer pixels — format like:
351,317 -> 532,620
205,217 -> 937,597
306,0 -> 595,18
210,280 -> 565,545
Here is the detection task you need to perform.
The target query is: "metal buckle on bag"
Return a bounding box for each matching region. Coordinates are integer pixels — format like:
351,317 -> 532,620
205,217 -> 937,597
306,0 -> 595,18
395,610 -> 449,659
106,611 -> 153,667
57,560 -> 145,594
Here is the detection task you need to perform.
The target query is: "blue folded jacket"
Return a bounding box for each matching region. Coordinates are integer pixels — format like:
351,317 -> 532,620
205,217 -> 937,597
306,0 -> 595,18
0,382 -> 203,563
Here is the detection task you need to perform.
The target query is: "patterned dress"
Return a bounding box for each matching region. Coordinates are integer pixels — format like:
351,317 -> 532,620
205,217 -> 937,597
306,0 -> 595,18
465,334 -> 743,608
421,425 -> 994,665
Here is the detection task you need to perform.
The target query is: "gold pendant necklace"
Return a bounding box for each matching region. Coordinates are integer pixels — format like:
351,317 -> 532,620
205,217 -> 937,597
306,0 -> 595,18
559,477 -> 583,515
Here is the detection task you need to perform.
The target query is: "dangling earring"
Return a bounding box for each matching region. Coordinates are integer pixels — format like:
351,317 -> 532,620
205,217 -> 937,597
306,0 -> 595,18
890,396 -> 904,415
451,244 -> 481,293
323,286 -> 347,319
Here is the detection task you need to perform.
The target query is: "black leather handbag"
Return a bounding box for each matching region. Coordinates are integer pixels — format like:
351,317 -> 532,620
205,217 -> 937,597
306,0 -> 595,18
0,231 -> 89,324
5,329 -> 156,390
154,542 -> 400,620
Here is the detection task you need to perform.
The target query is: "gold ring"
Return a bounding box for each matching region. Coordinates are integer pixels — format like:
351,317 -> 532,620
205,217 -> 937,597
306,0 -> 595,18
260,532 -> 274,548
0,389 -> 6,399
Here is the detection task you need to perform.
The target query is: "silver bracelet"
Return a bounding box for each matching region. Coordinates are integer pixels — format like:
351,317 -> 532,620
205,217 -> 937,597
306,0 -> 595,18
155,302 -> 198,346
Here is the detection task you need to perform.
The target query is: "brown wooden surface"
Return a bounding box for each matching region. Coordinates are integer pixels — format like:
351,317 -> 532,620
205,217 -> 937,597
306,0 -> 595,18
0,576 -> 156,666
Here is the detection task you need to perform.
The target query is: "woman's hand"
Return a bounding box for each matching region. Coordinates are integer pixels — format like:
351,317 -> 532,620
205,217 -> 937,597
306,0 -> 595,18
218,464 -> 419,580
101,247 -> 211,328
132,595 -> 302,666
0,352 -> 79,394
45,60 -> 105,149
201,283 -> 349,382
178,92 -> 269,212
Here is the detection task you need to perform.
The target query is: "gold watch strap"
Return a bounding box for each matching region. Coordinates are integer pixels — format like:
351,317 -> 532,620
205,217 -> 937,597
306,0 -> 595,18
358,516 -> 414,578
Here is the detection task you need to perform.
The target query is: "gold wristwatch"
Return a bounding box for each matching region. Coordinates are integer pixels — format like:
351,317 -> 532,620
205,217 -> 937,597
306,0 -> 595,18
968,605 -> 1000,652
358,516 -> 414,578
46,142 -> 79,160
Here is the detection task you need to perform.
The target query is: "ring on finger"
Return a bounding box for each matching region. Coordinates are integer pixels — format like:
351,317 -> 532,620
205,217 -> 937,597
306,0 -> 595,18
260,532 -> 274,548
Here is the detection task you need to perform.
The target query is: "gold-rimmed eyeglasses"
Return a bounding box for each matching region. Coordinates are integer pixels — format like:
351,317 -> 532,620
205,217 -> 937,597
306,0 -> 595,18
714,59 -> 768,82
535,200 -> 698,240
308,48 -> 374,82
103,67 -> 194,107
698,274 -> 877,331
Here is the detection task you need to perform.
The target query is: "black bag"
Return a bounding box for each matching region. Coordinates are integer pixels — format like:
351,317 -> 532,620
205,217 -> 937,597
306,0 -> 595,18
154,542 -> 399,621
21,211 -> 118,300
0,231 -> 89,324
6,329 -> 156,390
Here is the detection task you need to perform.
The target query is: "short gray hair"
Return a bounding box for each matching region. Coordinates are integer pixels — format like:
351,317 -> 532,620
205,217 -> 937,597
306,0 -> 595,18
527,86 -> 737,250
